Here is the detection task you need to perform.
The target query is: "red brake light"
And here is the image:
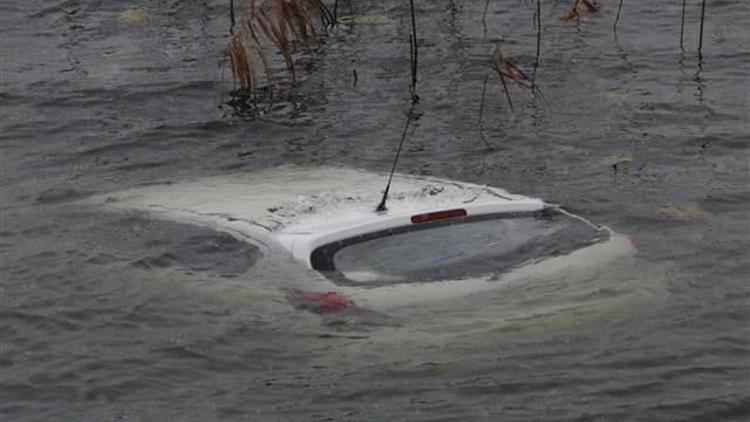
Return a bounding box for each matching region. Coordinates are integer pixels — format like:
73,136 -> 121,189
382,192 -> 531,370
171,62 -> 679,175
410,208 -> 467,224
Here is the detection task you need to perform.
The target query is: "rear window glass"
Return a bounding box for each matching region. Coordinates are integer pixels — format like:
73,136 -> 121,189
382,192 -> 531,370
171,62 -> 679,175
315,211 -> 608,286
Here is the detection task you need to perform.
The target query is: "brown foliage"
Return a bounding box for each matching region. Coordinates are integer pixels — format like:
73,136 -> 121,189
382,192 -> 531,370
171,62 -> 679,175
560,0 -> 602,23
492,47 -> 534,90
222,0 -> 333,95
491,46 -> 545,110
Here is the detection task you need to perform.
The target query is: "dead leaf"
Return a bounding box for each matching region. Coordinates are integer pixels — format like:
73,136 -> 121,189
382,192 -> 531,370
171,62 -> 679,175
659,203 -> 711,219
492,47 -> 533,89
602,154 -> 633,167
118,8 -> 149,24
582,0 -> 603,12
337,15 -> 383,25
595,91 -> 627,101
560,0 -> 602,22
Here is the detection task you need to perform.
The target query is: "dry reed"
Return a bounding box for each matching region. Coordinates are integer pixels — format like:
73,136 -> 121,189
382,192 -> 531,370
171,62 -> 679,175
222,0 -> 333,95
560,0 -> 602,23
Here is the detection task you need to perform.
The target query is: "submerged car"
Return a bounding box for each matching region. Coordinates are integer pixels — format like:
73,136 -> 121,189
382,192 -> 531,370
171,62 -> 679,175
86,166 -> 633,310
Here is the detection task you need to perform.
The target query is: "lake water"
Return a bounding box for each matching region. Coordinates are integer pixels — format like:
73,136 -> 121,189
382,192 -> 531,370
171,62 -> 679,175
1,0 -> 748,420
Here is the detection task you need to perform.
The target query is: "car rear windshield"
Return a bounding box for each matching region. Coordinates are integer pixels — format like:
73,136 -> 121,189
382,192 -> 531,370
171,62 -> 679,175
311,209 -> 609,286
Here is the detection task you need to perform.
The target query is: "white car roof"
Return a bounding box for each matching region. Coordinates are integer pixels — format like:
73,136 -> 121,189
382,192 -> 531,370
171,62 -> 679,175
85,166 -> 631,310
88,165 -> 546,266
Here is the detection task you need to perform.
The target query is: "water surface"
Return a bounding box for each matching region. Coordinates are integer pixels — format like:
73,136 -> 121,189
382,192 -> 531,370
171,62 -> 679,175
1,0 -> 748,420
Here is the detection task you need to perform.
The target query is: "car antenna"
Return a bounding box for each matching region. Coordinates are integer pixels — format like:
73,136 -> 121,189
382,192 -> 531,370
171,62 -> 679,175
376,0 -> 419,213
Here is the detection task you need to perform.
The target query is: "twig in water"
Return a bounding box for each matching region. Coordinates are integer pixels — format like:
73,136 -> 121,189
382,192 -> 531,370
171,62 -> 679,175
492,46 -> 544,102
409,34 -> 416,94
229,0 -> 236,34
614,0 -> 624,33
482,0 -> 491,35
497,71 -> 514,112
582,0 -> 602,12
531,0 -> 541,92
698,0 -> 707,57
491,49 -> 515,112
560,0 -> 583,22
376,100 -> 418,212
560,0 -> 601,23
375,0 -> 420,212
478,73 -> 491,147
408,0 -> 419,94
679,0 -> 687,51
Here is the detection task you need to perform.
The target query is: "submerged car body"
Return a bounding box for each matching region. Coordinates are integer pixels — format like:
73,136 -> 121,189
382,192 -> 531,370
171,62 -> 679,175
86,166 -> 633,310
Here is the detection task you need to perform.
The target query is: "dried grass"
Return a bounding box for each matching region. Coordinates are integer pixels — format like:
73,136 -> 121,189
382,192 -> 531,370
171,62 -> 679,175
118,8 -> 150,24
492,47 -> 536,89
560,0 -> 602,23
491,46 -> 544,108
659,203 -> 711,219
222,0 -> 333,95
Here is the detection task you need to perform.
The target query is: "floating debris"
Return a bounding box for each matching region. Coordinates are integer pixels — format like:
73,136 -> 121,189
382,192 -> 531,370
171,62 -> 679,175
602,154 -> 633,173
222,0 -> 333,95
492,47 -> 534,89
284,288 -> 400,328
614,0 -> 624,32
560,0 -> 602,23
659,203 -> 711,219
285,289 -> 353,314
491,46 -> 544,108
602,154 -> 633,166
118,8 -> 150,24
336,14 -> 383,25
595,90 -> 627,101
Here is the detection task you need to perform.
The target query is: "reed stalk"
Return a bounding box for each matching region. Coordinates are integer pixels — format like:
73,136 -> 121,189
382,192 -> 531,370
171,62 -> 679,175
614,0 -> 624,32
698,0 -> 706,56
222,0 -> 333,95
531,0 -> 541,92
680,0 -> 687,51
